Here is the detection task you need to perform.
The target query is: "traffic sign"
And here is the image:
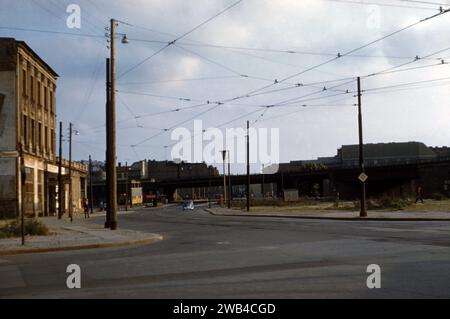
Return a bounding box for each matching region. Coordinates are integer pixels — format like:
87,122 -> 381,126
358,173 -> 368,183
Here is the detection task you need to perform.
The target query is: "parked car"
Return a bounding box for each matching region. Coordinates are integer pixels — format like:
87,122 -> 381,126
182,200 -> 195,211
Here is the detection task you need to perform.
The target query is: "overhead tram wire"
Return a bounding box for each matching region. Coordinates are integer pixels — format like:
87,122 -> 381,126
72,50 -> 105,125
360,80 -> 450,95
126,36 -> 445,61
132,102 -> 223,147
115,7 -> 448,150
400,0 -> 450,7
29,0 -> 106,47
117,0 -> 244,80
117,75 -> 242,86
251,44 -> 450,108
161,108 -> 265,150
238,54 -> 450,101
173,44 -> 248,77
113,46 -> 450,138
113,44 -> 450,138
234,7 -> 450,101
325,0 -> 442,10
362,76 -> 450,92
0,26 -> 105,39
85,102 -> 213,134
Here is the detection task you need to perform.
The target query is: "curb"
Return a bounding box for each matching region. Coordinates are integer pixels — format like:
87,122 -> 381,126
0,234 -> 163,256
204,208 -> 450,222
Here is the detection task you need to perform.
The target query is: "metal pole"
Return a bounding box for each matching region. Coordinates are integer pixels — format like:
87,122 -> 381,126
227,151 -> 232,209
105,58 -> 111,228
357,76 -> 367,217
108,18 -> 118,230
69,122 -> 73,222
221,150 -> 227,207
89,155 -> 93,214
246,121 -> 250,212
58,121 -> 63,219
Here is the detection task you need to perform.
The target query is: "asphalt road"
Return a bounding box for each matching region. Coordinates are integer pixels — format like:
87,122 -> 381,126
1,205 -> 450,298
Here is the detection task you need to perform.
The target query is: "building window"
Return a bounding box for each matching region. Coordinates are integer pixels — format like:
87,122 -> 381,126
31,119 -> 35,150
44,86 -> 48,109
50,128 -> 54,154
37,82 -> 41,106
44,126 -> 48,153
22,70 -> 27,97
50,90 -> 54,113
30,75 -> 34,102
38,123 -> 42,151
22,115 -> 28,146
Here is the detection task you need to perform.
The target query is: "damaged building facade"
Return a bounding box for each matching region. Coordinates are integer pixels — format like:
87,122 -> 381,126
0,38 -> 87,219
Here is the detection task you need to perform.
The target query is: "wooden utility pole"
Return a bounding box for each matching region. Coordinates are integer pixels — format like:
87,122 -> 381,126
105,58 -> 111,228
107,18 -> 118,230
69,122 -> 73,222
58,121 -> 63,219
357,77 -> 367,217
246,121 -> 250,212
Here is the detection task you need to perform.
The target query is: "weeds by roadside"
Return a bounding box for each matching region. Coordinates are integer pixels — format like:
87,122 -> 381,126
0,219 -> 49,239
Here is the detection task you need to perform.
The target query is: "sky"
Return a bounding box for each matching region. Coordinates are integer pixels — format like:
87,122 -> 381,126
1,0 -> 450,173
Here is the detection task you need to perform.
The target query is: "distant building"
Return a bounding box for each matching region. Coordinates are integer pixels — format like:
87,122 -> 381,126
146,160 -> 219,181
272,142 -> 450,199
0,38 -> 87,218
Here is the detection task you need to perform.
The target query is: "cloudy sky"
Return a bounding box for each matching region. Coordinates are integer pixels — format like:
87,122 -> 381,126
1,0 -> 450,173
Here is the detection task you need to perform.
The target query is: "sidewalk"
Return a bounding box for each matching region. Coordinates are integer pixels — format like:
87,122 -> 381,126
0,215 -> 163,256
206,206 -> 450,221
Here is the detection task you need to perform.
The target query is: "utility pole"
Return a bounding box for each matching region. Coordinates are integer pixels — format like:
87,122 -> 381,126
125,161 -> 128,211
357,76 -> 367,217
221,150 -> 227,207
58,121 -> 63,219
20,144 -> 25,246
107,18 -> 118,230
69,122 -> 73,222
246,121 -> 250,212
262,164 -> 265,199
227,151 -> 232,209
104,58 -> 111,228
89,155 -> 93,214
208,166 -> 212,208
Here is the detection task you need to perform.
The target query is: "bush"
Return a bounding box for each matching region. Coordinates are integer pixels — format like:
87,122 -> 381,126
0,219 -> 49,238
354,197 -> 411,211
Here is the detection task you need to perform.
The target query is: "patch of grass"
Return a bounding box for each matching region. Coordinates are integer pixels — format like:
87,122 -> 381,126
0,219 -> 49,239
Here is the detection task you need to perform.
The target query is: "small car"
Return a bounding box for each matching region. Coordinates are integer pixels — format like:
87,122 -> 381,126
182,200 -> 195,211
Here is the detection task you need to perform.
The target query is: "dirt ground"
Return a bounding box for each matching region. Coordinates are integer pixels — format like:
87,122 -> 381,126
234,199 -> 450,213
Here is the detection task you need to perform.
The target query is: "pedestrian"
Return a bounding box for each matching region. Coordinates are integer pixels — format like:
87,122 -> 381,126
415,186 -> 424,204
83,198 -> 90,218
